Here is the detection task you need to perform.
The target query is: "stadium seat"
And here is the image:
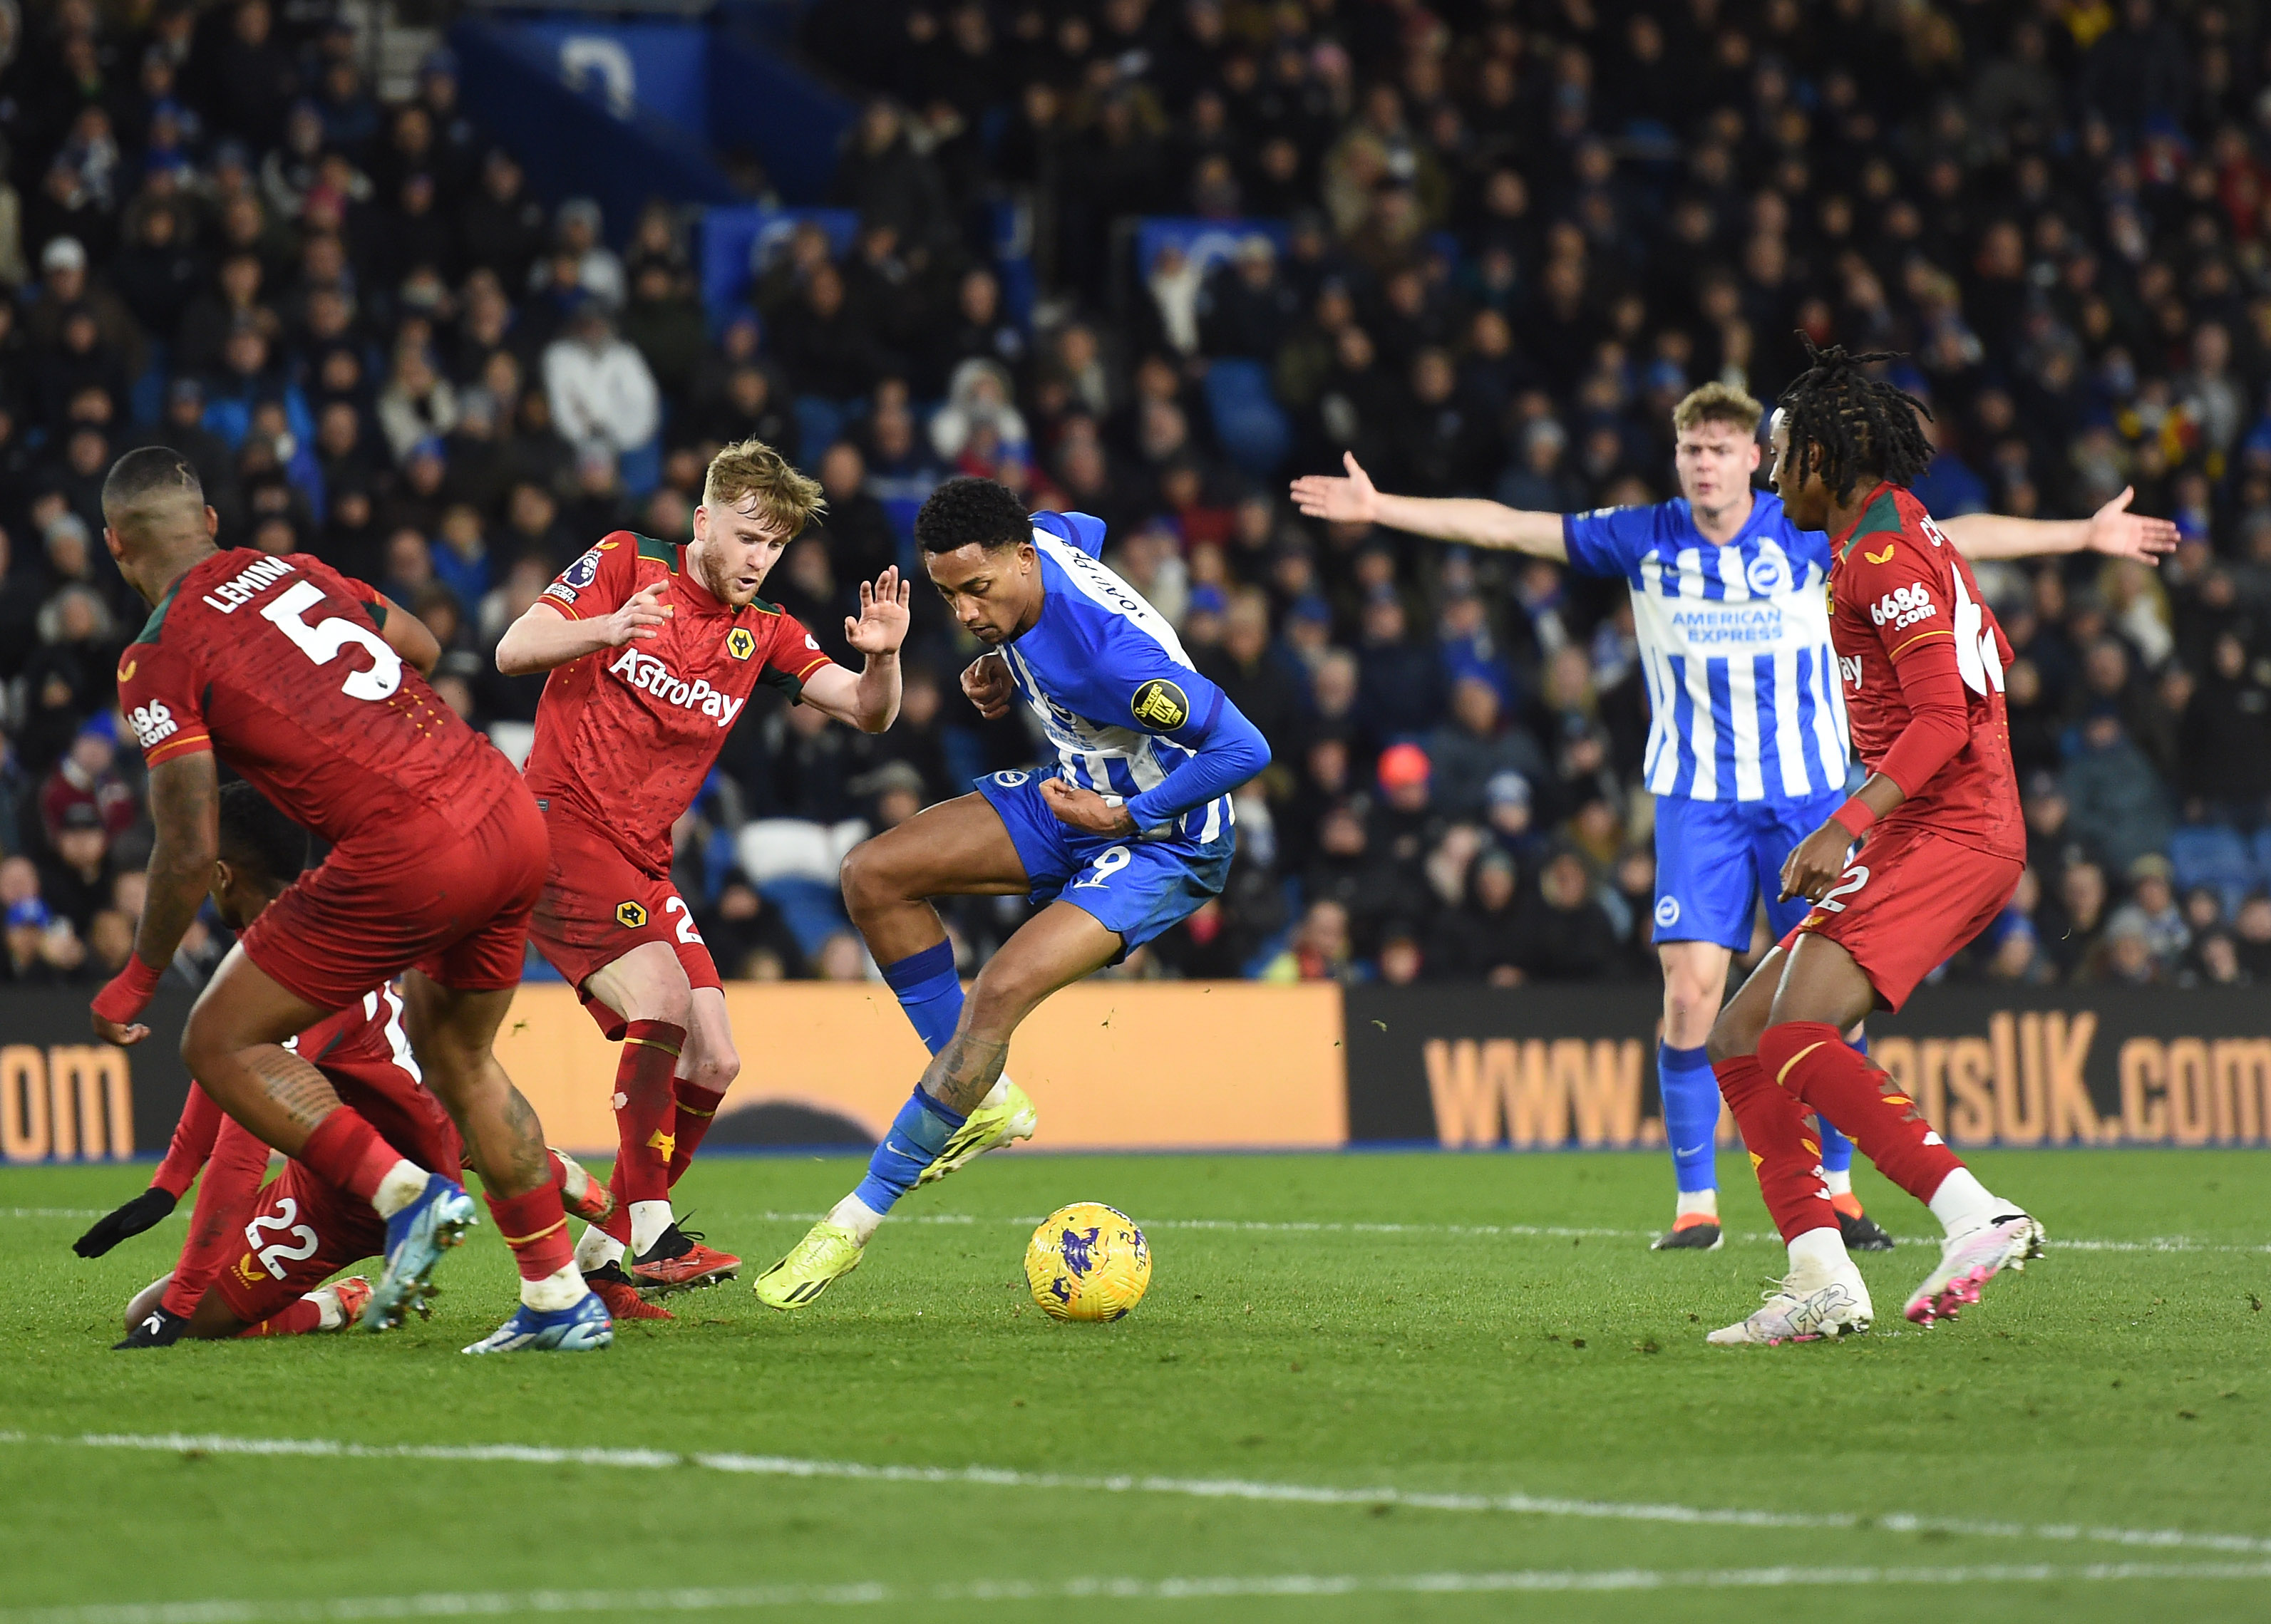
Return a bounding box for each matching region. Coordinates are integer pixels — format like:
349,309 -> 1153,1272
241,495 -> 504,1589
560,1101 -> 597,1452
1202,359 -> 1292,478
2170,824 -> 2255,913
735,817 -> 870,886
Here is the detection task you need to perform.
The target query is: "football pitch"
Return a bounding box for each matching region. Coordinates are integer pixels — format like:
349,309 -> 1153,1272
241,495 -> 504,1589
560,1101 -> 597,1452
4,1148 -> 2267,1623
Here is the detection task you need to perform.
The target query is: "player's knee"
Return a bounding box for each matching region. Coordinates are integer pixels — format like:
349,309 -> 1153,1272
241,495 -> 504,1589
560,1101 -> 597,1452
838,839 -> 898,919
694,1046 -> 739,1092
1704,1008 -> 1756,1067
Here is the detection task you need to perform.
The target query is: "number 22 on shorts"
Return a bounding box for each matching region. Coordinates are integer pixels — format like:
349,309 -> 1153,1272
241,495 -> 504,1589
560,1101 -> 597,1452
1815,863 -> 1871,914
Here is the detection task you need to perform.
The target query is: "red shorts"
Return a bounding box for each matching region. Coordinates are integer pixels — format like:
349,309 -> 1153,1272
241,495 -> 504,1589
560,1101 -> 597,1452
238,783 -> 548,1008
212,1158 -> 385,1324
1787,822 -> 2022,1011
527,805 -> 720,1040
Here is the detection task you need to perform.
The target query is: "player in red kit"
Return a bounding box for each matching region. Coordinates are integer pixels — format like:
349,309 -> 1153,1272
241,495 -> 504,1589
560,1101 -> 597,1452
494,438 -> 909,1318
90,448 -> 609,1354
88,782 -> 615,1346
1701,345 -> 2044,1347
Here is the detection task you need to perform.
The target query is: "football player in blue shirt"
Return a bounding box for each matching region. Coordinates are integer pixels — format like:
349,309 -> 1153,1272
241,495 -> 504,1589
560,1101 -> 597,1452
1294,382 -> 2172,1248
756,477 -> 1270,1307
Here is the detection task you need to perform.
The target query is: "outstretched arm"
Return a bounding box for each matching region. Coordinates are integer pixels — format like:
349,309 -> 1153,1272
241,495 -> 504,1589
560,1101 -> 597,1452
494,581 -> 672,676
91,750 -> 219,1046
799,568 -> 912,735
1939,487 -> 2178,565
1290,452 -> 1570,561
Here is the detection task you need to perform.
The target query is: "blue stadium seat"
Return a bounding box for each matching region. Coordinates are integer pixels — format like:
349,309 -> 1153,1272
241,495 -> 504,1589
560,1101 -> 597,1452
2170,824 -> 2255,914
1202,359 -> 1292,478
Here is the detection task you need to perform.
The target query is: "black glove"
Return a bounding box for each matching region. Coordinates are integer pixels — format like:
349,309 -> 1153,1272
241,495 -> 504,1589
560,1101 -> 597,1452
74,1186 -> 177,1258
114,1303 -> 191,1350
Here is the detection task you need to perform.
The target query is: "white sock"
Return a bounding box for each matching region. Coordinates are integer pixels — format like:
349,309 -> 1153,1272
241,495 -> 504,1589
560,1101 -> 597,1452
629,1199 -> 674,1256
521,1259 -> 587,1312
371,1161 -> 430,1219
307,1287 -> 345,1332
827,1191 -> 885,1245
1927,1168 -> 2001,1236
978,1077 -> 1010,1111
1823,1168 -> 1853,1198
575,1224 -> 627,1273
1787,1226 -> 1851,1281
1674,1189 -> 1718,1219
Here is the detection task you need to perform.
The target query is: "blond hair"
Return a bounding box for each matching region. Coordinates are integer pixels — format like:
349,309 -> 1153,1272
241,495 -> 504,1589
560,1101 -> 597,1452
701,438 -> 826,537
1671,381 -> 1765,437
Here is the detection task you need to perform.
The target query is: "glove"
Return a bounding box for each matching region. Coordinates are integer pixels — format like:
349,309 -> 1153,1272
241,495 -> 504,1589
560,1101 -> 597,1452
114,1303 -> 191,1350
74,1186 -> 177,1258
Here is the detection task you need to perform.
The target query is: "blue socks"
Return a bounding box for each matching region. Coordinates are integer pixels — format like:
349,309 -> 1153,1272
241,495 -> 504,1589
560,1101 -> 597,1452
853,1087 -> 967,1217
881,939 -> 964,1057
846,943 -> 974,1223
1659,1042 -> 1720,1194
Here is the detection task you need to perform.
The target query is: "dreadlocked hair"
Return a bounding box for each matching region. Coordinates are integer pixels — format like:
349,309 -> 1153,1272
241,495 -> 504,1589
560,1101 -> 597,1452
1773,337 -> 1935,502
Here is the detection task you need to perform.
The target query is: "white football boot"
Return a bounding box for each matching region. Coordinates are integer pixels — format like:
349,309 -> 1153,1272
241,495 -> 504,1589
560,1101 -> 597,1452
1707,1261 -> 1874,1345
1904,1209 -> 2044,1327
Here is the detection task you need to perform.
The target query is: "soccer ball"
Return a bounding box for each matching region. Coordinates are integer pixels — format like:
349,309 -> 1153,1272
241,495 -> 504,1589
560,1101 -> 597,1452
1024,1202 -> 1151,1322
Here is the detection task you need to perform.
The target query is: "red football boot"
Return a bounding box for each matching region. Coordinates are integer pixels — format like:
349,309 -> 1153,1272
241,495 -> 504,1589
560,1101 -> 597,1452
550,1149 -> 618,1228
585,1262 -> 674,1321
630,1221 -> 740,1295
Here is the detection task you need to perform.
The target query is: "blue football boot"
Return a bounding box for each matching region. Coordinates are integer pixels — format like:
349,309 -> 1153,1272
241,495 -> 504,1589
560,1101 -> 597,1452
362,1173 -> 477,1332
461,1290 -> 614,1354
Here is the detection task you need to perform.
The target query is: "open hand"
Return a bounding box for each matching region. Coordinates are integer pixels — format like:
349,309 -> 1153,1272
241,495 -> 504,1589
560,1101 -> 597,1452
1041,777 -> 1138,837
602,579 -> 671,646
2086,485 -> 2179,564
961,653 -> 1015,719
1289,451 -> 1381,524
846,567 -> 913,656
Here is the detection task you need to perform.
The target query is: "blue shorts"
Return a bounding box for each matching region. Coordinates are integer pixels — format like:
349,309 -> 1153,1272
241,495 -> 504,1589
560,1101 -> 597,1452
1652,789 -> 1848,951
975,771 -> 1235,955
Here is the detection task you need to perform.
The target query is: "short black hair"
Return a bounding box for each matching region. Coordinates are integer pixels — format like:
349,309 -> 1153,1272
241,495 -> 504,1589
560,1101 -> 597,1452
914,477 -> 1030,553
100,446 -> 203,518
216,781 -> 307,888
1774,338 -> 1934,502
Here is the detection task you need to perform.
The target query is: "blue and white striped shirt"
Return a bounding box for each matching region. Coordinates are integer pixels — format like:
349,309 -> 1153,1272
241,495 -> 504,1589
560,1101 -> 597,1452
997,513 -> 1238,844
1563,491 -> 1850,804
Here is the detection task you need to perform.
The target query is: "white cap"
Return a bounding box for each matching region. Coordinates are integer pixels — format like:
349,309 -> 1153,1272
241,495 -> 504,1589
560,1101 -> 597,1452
41,237 -> 86,273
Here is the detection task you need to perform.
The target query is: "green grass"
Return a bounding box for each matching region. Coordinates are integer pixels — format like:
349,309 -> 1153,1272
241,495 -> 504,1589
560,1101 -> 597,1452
4,1147 -> 2267,1622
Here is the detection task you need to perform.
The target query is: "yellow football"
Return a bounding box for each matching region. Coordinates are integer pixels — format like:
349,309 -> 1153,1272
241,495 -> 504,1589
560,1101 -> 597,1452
1024,1202 -> 1152,1322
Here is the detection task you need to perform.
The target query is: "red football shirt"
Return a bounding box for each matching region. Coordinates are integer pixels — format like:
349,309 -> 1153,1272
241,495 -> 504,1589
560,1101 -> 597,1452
1826,483 -> 2024,860
115,549 -> 513,842
522,532 -> 831,878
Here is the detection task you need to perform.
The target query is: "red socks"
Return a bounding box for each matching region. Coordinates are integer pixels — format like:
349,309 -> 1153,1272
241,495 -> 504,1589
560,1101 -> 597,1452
484,1184 -> 575,1282
299,1109 -> 403,1207
240,1299 -> 324,1337
1714,1055 -> 1836,1244
668,1081 -> 726,1184
612,1020 -> 685,1209
1756,1020 -> 1964,1207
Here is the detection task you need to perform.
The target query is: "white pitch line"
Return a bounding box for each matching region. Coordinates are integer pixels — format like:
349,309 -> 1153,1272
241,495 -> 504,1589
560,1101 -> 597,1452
7,1203 -> 2267,1255
10,1431 -> 2271,1560
8,1561 -> 2271,1622
727,1208 -> 2271,1257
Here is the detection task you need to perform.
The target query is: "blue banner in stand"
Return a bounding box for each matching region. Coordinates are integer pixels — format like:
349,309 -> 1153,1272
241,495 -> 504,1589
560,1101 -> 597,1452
510,19 -> 711,138
700,206 -> 860,329
1133,217 -> 1291,282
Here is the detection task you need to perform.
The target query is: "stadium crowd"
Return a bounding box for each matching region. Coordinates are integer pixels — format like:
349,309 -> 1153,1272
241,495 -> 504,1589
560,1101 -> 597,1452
4,0 -> 2271,991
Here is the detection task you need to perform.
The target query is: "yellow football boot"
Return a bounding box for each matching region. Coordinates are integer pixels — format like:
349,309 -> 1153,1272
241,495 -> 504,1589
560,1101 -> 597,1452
918,1079 -> 1039,1186
752,1221 -> 865,1310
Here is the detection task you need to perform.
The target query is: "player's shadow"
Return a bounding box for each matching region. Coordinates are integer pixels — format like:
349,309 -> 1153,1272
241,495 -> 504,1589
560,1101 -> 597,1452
707,1102 -> 875,1149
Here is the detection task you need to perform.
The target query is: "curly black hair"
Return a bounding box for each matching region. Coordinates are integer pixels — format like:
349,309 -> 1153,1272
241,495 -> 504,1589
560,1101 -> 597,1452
1774,338 -> 1935,502
217,780 -> 307,888
914,476 -> 1031,553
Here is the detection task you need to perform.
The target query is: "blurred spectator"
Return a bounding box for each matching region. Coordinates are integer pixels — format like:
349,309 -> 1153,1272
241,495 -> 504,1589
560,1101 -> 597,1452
542,302 -> 659,461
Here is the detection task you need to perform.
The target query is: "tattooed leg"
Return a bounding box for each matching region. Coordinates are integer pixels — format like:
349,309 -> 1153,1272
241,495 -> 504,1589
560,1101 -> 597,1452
398,971 -> 552,1198
178,946 -> 338,1156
